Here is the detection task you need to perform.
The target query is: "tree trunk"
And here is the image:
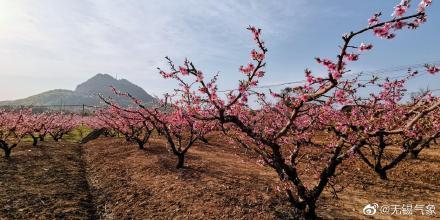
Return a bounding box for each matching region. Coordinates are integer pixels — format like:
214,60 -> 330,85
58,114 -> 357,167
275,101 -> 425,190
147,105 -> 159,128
137,141 -> 145,150
410,150 -> 420,159
200,136 -> 209,144
39,135 -> 45,141
176,153 -> 185,169
304,203 -> 317,220
376,168 -> 388,180
3,148 -> 11,158
32,136 -> 38,146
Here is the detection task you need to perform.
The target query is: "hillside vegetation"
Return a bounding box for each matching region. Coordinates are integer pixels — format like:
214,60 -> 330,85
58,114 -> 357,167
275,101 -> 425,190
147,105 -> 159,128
0,74 -> 154,107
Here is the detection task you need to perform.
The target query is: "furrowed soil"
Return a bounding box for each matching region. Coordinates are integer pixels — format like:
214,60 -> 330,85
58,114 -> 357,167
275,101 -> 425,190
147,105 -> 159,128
0,141 -> 96,219
83,137 -> 292,219
1,136 -> 439,219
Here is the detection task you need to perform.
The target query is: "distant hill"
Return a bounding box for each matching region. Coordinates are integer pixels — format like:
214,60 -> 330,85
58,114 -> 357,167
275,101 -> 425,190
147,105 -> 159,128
0,73 -> 154,107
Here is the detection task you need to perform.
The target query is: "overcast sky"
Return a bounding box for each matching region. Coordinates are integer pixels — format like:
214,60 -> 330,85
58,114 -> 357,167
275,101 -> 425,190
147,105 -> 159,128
0,0 -> 439,101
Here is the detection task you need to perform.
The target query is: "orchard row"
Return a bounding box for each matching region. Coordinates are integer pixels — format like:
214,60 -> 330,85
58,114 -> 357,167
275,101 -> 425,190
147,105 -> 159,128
1,1 -> 439,218
0,110 -> 80,157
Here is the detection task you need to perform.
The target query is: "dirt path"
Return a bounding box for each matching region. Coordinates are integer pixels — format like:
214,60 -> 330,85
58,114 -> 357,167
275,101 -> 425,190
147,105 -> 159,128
0,141 -> 97,219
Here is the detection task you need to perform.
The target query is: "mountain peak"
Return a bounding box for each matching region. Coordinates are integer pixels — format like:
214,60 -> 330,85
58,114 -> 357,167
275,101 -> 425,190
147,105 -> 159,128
0,74 -> 154,107
75,73 -> 116,92
91,73 -> 115,80
74,73 -> 152,101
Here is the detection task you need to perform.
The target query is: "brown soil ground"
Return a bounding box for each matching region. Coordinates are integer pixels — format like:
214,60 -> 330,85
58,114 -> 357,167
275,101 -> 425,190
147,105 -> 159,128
83,136 -> 440,219
320,145 -> 440,220
0,141 -> 95,219
83,137 -> 293,219
1,136 -> 439,219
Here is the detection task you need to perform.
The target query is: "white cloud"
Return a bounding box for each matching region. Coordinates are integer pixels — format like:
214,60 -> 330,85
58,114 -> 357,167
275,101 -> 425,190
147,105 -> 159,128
0,0 -> 315,100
